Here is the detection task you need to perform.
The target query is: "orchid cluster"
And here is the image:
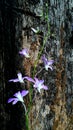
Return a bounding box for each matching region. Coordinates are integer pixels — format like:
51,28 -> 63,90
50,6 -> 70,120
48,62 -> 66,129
8,48 -> 54,113
8,73 -> 48,109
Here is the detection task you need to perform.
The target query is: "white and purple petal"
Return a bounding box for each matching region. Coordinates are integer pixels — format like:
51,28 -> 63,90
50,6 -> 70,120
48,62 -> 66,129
48,60 -> 54,65
8,98 -> 15,103
8,98 -> 18,105
34,77 -> 39,82
17,73 -> 22,78
21,90 -> 29,97
39,79 -> 44,84
41,55 -> 48,64
8,78 -> 19,82
17,73 -> 24,83
19,48 -> 27,55
14,91 -> 24,102
12,99 -> 19,105
13,91 -> 20,97
19,48 -> 30,58
42,85 -> 48,90
24,76 -> 35,83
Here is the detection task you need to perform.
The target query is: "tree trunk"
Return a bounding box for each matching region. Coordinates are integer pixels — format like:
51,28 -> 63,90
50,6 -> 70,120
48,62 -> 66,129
0,0 -> 73,130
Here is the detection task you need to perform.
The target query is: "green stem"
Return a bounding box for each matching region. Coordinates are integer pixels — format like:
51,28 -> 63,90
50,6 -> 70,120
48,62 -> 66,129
25,112 -> 30,130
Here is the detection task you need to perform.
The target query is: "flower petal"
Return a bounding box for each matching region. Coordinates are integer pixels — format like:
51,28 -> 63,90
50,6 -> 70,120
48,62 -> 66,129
14,91 -> 24,102
24,76 -> 35,83
39,79 -> 44,84
17,73 -> 24,83
19,48 -> 27,55
8,78 -> 19,82
19,48 -> 30,58
8,98 -> 17,103
12,99 -> 19,105
41,55 -> 48,64
48,66 -> 53,71
48,60 -> 54,65
14,91 -> 20,97
34,78 -> 44,84
21,90 -> 29,97
17,72 -> 22,78
42,85 -> 48,90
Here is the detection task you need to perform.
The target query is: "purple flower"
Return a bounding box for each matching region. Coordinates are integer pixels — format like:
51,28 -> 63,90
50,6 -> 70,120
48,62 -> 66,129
19,48 -> 30,58
9,72 -> 25,83
8,90 -> 29,105
42,55 -> 54,71
24,77 -> 48,93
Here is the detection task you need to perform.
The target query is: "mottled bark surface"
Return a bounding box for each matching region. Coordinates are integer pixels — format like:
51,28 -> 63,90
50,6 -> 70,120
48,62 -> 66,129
0,0 -> 73,130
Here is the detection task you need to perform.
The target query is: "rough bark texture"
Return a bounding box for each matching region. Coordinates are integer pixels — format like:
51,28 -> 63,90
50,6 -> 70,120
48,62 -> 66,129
0,0 -> 73,130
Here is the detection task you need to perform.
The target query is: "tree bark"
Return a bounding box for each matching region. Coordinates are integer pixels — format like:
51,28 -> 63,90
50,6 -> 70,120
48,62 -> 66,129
0,0 -> 73,130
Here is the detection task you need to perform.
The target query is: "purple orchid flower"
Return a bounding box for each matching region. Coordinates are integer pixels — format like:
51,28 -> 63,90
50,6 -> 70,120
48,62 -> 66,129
8,90 -> 29,105
24,77 -> 48,93
42,55 -> 54,71
9,72 -> 25,83
19,48 -> 30,58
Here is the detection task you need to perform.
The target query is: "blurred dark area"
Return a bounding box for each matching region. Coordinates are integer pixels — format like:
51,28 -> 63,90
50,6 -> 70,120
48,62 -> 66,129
69,31 -> 73,49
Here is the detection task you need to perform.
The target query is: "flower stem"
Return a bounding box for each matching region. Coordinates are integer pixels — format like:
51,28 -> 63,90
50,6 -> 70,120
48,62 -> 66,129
25,112 -> 30,130
22,103 -> 27,114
